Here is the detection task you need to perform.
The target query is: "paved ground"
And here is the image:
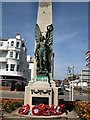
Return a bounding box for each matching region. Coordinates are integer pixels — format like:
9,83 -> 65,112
1,108 -> 80,120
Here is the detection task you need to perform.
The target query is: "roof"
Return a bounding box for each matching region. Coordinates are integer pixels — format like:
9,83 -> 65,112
0,38 -> 8,41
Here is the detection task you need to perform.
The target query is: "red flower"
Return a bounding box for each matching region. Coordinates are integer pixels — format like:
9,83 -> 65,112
18,104 -> 30,115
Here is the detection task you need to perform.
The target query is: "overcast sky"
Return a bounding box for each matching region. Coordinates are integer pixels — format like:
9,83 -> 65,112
2,2 -> 88,79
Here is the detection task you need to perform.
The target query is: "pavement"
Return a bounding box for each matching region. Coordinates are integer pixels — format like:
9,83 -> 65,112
1,108 -> 80,120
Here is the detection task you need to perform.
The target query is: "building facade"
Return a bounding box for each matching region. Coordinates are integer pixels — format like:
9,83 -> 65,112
79,69 -> 89,89
86,50 -> 90,90
0,33 -> 30,91
27,55 -> 34,81
86,50 -> 90,67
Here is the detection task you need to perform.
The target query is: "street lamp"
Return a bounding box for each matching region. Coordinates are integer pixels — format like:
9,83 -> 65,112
80,70 -> 83,95
67,65 -> 74,101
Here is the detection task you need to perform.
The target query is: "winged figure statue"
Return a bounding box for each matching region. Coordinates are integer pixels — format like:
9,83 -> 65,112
34,24 -> 53,74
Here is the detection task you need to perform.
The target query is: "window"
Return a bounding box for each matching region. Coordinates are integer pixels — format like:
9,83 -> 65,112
15,52 -> 19,59
6,81 -> 11,86
1,81 -> 5,86
0,64 -> 1,70
16,42 -> 19,48
0,63 -> 1,69
10,64 -> 15,71
10,52 -> 13,58
17,65 -> 19,71
6,64 -> 8,71
0,42 -> 3,46
11,41 -> 14,46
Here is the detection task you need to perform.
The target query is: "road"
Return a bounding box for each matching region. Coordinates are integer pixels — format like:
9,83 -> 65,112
0,90 -> 89,102
0,91 -> 24,99
59,90 -> 90,101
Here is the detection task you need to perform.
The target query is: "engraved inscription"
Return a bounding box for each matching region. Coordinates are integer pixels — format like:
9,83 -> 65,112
39,2 -> 52,8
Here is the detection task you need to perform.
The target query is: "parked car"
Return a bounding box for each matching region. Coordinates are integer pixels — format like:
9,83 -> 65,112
65,87 -> 71,92
58,87 -> 64,95
65,85 -> 74,92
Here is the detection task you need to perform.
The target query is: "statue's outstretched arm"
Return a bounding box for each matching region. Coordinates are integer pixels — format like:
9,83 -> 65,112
45,24 -> 53,48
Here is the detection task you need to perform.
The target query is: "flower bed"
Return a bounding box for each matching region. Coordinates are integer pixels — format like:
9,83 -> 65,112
2,98 -> 24,113
58,99 -> 90,119
74,101 -> 90,120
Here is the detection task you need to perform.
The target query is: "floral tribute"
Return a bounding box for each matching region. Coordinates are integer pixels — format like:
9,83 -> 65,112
18,103 -> 65,116
74,101 -> 90,120
18,104 -> 30,115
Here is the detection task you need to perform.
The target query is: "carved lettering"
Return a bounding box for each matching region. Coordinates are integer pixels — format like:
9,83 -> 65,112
39,2 -> 52,8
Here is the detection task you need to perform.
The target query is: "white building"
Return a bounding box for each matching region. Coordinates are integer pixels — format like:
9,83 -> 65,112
27,55 -> 34,81
73,51 -> 90,91
68,69 -> 89,91
79,69 -> 89,89
0,33 -> 30,91
86,50 -> 90,90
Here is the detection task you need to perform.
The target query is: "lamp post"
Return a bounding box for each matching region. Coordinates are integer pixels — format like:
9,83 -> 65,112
67,66 -> 74,101
80,70 -> 83,95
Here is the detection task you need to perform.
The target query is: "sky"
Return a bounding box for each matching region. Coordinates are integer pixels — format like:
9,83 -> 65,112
2,2 -> 88,80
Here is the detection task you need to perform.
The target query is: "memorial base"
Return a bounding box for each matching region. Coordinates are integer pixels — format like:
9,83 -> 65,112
24,80 -> 58,108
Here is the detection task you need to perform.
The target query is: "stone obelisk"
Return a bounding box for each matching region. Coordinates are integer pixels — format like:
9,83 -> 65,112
37,0 -> 52,36
24,0 -> 58,107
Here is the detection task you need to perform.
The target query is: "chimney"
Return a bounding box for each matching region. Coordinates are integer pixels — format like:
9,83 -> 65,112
16,33 -> 20,39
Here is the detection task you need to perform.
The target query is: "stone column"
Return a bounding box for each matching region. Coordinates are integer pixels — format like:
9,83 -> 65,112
37,0 -> 52,36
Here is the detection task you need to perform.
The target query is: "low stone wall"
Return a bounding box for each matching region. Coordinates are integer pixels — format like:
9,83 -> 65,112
0,86 -> 11,91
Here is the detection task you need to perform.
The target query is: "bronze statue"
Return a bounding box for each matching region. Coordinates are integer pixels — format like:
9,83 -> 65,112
35,24 -> 53,74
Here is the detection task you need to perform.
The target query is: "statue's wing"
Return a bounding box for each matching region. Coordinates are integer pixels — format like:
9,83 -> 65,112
35,24 -> 41,43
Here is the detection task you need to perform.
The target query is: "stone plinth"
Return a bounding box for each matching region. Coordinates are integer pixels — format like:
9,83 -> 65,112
24,81 -> 58,107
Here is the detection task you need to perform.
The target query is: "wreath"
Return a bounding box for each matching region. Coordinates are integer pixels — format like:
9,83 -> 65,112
18,104 -> 30,115
32,105 -> 42,115
42,104 -> 51,116
51,105 -> 58,115
58,104 -> 65,114
51,104 -> 64,115
32,104 -> 51,116
18,103 -> 65,116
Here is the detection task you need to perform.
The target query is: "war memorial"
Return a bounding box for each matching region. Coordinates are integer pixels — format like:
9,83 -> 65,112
13,1 -> 81,118
24,0 -> 58,107
1,1 -> 90,119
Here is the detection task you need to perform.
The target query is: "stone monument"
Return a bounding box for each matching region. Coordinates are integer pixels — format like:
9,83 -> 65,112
24,0 -> 58,107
